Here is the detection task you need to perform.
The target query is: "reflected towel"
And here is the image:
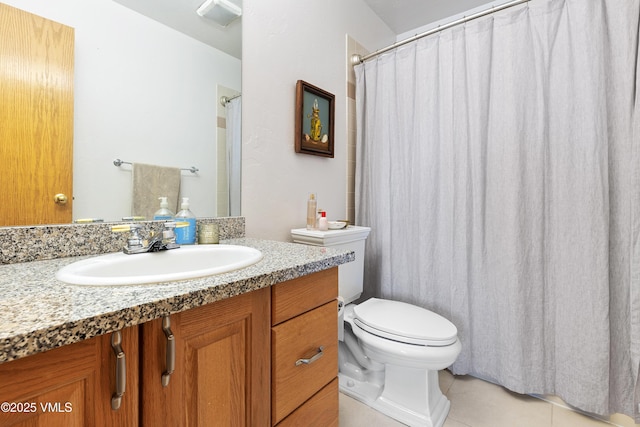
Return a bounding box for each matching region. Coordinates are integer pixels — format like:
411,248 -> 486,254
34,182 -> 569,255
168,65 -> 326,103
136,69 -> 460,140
131,163 -> 181,219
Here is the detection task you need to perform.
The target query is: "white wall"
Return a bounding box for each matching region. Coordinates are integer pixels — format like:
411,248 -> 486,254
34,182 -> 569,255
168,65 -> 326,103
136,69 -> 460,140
242,0 -> 395,241
395,0 -> 496,41
4,0 -> 241,221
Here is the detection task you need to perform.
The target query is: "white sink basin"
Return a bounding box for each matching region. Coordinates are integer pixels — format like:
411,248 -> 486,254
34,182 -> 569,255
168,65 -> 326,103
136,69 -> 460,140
56,245 -> 263,286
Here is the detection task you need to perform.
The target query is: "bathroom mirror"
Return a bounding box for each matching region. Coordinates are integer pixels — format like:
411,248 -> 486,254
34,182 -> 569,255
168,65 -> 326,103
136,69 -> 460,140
0,0 -> 241,226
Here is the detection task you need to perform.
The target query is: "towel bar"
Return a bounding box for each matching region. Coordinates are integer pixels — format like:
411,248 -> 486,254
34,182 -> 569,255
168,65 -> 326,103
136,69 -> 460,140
113,159 -> 198,174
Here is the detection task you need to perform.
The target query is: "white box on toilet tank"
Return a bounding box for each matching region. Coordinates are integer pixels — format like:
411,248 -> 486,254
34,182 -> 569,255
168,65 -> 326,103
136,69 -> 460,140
290,226 -> 371,305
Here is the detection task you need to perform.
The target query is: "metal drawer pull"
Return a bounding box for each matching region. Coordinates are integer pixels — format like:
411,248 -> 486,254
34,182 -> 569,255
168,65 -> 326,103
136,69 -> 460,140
161,316 -> 175,387
110,331 -> 126,410
295,346 -> 325,366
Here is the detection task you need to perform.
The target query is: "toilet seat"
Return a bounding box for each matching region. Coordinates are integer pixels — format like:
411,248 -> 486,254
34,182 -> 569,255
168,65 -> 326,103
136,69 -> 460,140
352,298 -> 457,346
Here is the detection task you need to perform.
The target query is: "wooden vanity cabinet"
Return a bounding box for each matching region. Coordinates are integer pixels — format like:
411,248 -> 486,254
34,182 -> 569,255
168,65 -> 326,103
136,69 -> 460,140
0,326 -> 139,427
271,267 -> 339,426
0,288 -> 269,427
141,286 -> 271,427
0,268 -> 339,427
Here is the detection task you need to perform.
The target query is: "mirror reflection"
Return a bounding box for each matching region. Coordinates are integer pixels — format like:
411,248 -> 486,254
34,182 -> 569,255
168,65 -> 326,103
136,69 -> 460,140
0,0 -> 241,226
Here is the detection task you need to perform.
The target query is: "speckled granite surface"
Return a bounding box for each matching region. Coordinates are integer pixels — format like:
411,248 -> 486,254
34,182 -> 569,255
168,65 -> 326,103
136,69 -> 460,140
0,237 -> 354,364
0,217 -> 245,264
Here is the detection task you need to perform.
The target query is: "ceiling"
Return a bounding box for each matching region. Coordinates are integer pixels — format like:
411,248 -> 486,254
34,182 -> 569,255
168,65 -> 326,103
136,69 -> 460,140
113,0 -> 242,59
362,0 -> 494,35
112,0 -> 493,59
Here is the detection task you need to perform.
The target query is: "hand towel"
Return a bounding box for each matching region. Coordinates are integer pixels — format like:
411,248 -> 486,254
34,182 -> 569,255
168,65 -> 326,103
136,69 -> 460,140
131,163 -> 181,219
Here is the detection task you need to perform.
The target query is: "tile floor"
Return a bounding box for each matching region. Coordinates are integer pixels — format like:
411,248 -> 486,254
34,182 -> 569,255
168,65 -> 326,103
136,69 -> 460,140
339,370 -> 637,427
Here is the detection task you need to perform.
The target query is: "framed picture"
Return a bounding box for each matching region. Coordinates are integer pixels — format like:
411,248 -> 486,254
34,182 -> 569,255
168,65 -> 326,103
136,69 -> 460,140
295,80 -> 335,158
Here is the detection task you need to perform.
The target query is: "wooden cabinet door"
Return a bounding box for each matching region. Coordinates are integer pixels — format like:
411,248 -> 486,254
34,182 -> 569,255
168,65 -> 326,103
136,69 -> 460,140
141,287 -> 270,427
0,327 -> 139,427
0,3 -> 74,226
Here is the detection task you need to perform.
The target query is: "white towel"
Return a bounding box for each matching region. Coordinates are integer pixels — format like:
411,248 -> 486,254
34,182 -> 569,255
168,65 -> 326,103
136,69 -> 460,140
131,163 -> 181,219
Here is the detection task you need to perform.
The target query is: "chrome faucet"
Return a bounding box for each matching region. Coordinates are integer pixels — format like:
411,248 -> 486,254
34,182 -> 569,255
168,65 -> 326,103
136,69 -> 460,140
112,222 -> 181,254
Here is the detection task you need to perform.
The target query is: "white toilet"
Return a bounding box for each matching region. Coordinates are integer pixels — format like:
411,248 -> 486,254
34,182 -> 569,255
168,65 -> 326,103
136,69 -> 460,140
291,226 -> 461,427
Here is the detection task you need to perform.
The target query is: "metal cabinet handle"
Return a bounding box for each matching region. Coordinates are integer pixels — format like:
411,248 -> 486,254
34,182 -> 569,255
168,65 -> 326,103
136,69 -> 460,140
295,346 -> 325,366
110,331 -> 126,410
161,316 -> 175,387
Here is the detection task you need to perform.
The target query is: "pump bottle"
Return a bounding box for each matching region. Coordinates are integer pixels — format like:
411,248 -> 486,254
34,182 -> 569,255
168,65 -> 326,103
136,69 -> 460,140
175,197 -> 197,244
153,197 -> 175,220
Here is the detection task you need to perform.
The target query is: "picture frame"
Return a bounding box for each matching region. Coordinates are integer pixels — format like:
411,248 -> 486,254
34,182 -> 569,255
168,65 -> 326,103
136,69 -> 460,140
295,80 -> 335,158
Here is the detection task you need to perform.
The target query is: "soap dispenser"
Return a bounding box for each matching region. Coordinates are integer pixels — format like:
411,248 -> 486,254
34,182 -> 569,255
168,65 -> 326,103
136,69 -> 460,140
175,197 -> 197,244
154,197 -> 175,220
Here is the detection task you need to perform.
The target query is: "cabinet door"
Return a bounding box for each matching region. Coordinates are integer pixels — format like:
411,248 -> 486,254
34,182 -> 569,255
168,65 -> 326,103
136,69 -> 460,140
141,287 -> 270,427
0,327 -> 139,427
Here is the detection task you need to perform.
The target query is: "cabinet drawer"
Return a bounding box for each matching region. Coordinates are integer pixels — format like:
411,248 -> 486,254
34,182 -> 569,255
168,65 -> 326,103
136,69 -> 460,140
271,301 -> 338,425
271,267 -> 338,325
276,378 -> 338,427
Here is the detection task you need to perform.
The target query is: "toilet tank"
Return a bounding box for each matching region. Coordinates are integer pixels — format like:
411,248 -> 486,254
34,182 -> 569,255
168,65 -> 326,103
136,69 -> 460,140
291,226 -> 371,304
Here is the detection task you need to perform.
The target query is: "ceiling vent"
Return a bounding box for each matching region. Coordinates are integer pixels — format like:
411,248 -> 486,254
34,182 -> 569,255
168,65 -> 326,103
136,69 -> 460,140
196,0 -> 242,27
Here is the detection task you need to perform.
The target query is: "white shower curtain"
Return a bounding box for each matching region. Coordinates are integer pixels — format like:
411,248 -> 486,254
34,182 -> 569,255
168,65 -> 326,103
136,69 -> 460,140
226,96 -> 241,217
355,0 -> 640,419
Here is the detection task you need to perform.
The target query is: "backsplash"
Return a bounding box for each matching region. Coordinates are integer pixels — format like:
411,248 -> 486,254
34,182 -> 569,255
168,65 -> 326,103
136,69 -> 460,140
0,217 -> 245,264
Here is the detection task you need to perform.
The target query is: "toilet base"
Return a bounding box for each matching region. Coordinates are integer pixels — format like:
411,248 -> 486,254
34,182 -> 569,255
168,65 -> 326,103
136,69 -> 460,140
339,367 -> 451,427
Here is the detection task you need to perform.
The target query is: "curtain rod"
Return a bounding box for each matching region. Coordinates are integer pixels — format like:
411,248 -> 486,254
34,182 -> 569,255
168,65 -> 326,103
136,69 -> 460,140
351,0 -> 529,65
220,93 -> 241,106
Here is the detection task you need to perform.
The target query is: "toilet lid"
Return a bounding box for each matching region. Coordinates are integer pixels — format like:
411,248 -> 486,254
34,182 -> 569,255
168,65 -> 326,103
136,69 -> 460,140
353,298 -> 458,346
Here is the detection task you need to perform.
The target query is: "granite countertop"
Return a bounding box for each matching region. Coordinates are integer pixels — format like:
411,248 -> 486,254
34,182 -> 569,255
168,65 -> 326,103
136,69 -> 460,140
0,238 -> 354,364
